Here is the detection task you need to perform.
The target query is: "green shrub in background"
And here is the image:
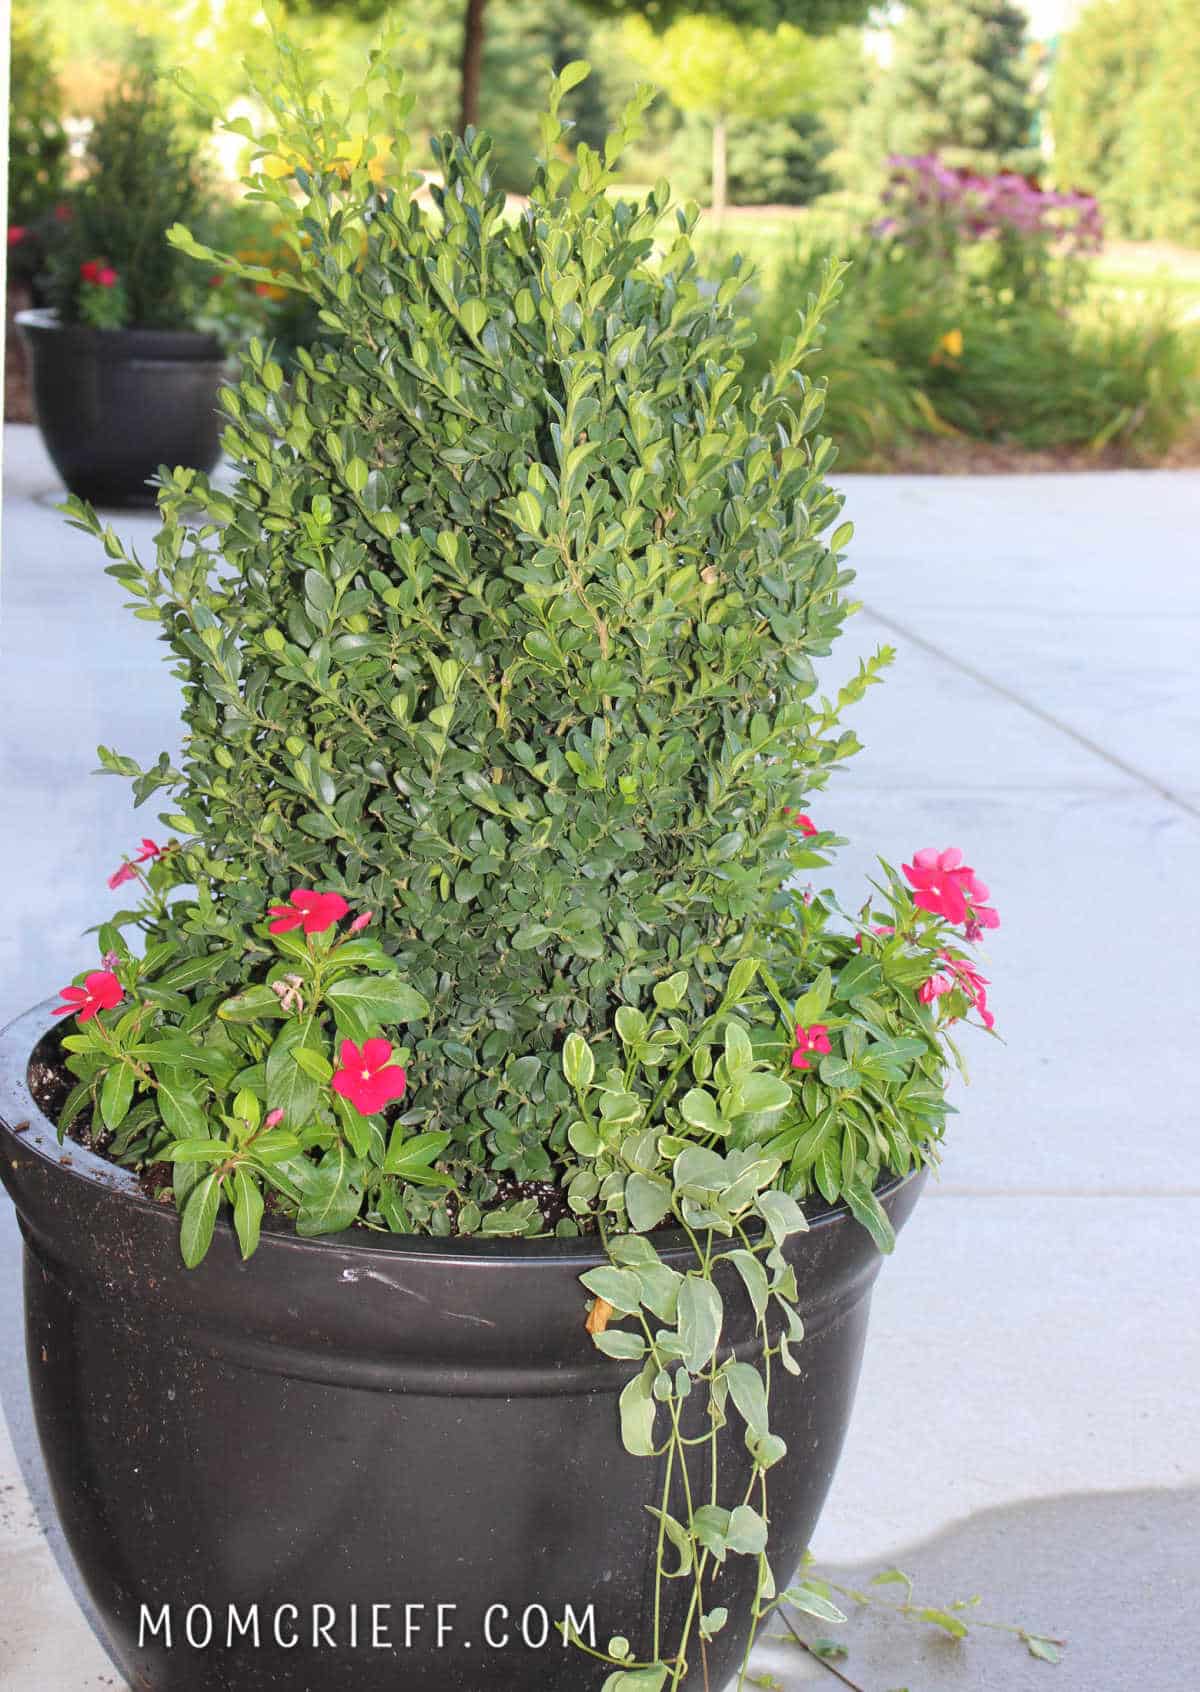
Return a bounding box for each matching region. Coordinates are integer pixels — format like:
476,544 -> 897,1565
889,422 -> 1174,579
1052,0 -> 1200,248
8,6 -> 70,227
743,236 -> 1199,465
7,4 -> 70,289
669,111 -> 836,208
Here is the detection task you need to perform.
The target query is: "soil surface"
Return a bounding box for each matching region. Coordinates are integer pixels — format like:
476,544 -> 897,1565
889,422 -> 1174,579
27,1033 -> 580,1234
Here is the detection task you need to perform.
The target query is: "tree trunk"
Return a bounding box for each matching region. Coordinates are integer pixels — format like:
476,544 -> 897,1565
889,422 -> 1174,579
711,116 -> 728,222
459,0 -> 488,136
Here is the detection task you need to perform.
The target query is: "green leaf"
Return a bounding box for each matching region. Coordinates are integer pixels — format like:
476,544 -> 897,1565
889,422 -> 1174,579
794,969 -> 833,1025
918,1607 -> 970,1640
382,1128 -> 453,1181
580,1266 -> 644,1315
625,1172 -> 672,1232
180,1171 -> 222,1268
218,984 -> 289,1023
459,298 -> 488,337
593,1329 -> 646,1361
99,1062 -> 135,1131
291,1043 -> 332,1084
562,1031 -> 595,1090
156,1067 -> 208,1139
653,971 -> 689,1011
557,57 -> 590,93
325,975 -> 429,1025
726,1504 -> 768,1556
165,1137 -> 229,1164
1024,1635 -> 1062,1663
725,1360 -> 770,1439
645,1507 -> 694,1576
296,1144 -> 363,1236
818,1053 -> 857,1090
601,1669 -> 668,1692
844,1182 -> 896,1255
232,1168 -> 264,1260
680,1088 -> 721,1134
733,1073 -> 792,1116
756,1189 -> 809,1247
727,1249 -> 769,1324
781,1583 -> 847,1626
618,1365 -> 659,1457
265,1018 -> 320,1127
677,1275 -> 723,1373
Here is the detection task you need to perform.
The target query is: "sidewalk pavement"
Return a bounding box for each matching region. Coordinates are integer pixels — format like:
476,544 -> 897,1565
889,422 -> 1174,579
1,422 -> 1197,1690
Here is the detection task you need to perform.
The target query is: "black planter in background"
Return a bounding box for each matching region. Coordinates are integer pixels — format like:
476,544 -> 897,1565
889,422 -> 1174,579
0,1002 -> 925,1692
16,309 -> 224,507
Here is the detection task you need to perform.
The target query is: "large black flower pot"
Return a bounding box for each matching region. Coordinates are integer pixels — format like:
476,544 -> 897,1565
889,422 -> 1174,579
0,1003 -> 924,1692
16,310 -> 225,507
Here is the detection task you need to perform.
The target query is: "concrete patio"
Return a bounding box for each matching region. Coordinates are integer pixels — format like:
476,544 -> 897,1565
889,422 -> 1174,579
0,420 -> 1197,1690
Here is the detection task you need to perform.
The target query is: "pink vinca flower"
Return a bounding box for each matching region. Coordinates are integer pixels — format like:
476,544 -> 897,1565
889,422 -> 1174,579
268,889 -> 350,935
791,1023 -> 832,1070
263,1109 -> 285,1129
332,1038 -> 408,1115
108,838 -> 166,889
348,910 -> 374,934
903,847 -> 999,932
920,954 -> 996,1031
782,808 -> 819,837
52,969 -> 123,1023
946,955 -> 995,1031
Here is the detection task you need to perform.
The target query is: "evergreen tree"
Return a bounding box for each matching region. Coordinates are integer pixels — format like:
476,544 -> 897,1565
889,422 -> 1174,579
871,0 -> 1039,177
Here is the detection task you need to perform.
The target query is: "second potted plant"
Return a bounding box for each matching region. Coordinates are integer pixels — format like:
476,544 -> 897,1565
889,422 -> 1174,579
17,49 -> 226,506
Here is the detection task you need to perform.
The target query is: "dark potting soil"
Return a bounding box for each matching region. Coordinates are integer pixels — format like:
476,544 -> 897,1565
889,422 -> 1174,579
27,1033 -> 582,1236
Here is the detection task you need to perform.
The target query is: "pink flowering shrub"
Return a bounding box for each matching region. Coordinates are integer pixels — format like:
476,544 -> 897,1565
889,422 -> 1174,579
875,154 -> 1102,306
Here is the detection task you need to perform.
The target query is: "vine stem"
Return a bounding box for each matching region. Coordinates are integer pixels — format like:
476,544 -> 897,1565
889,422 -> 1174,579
777,1611 -> 867,1691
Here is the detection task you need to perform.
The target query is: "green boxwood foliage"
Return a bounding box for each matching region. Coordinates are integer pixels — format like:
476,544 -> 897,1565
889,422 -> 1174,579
82,41 -> 875,1155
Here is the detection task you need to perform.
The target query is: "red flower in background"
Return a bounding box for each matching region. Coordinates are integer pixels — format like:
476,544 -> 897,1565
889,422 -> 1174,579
52,970 -> 123,1023
332,1038 -> 408,1115
268,889 -> 349,935
97,267 -> 118,288
7,226 -> 28,246
80,258 -> 105,283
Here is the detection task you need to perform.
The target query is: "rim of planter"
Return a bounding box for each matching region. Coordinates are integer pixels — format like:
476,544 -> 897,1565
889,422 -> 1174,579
0,999 -> 915,1267
15,307 -> 224,363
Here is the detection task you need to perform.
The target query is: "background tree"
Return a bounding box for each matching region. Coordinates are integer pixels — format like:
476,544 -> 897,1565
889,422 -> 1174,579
861,0 -> 1039,178
7,4 -> 70,232
303,0 -> 876,135
1052,0 -> 1200,245
622,15 -> 821,216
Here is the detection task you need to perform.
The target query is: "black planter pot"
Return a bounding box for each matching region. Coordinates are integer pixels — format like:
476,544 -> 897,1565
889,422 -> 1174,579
0,1003 -> 924,1692
16,309 -> 225,508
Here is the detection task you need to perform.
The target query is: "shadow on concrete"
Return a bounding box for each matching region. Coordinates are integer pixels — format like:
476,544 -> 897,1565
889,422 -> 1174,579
750,1487 -> 1199,1690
